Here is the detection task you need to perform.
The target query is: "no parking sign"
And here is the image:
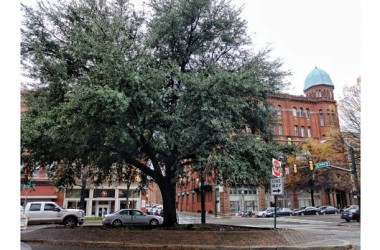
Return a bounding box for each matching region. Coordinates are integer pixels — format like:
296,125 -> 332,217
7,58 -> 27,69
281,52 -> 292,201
272,158 -> 283,177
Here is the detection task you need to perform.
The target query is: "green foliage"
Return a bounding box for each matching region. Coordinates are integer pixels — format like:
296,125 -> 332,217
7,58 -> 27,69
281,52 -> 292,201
21,0 -> 290,226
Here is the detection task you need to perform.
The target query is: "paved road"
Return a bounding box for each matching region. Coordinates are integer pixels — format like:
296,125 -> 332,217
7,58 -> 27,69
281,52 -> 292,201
21,212 -> 360,250
182,212 -> 360,249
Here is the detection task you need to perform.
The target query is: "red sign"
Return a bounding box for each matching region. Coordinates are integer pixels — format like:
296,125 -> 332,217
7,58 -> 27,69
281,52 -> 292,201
272,158 -> 282,177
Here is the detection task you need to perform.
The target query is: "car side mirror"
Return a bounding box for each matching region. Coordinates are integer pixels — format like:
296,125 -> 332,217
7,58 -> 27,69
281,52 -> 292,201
53,207 -> 61,212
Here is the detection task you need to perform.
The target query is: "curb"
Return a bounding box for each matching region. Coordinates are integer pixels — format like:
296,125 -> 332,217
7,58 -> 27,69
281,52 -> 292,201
22,239 -> 354,250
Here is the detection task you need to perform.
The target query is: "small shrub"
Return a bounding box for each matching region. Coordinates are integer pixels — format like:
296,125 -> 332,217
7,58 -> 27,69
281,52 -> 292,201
85,216 -> 103,221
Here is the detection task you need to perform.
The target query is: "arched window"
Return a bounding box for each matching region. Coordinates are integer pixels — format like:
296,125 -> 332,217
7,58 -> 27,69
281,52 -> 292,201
307,127 -> 312,137
299,107 -> 304,117
301,126 -> 305,137
293,107 -> 297,117
277,105 -> 282,116
327,109 -> 330,122
306,108 -> 310,118
294,125 -> 299,136
278,124 -> 283,136
319,109 -> 324,126
330,110 -> 335,126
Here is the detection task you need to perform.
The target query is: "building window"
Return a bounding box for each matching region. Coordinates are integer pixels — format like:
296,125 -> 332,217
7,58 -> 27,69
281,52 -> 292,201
294,125 -> 299,136
293,107 -> 297,117
299,107 -> 304,117
301,126 -> 305,137
330,110 -> 335,126
277,105 -> 282,116
319,109 -> 324,126
307,127 -> 312,137
306,108 -> 310,118
278,124 -> 283,136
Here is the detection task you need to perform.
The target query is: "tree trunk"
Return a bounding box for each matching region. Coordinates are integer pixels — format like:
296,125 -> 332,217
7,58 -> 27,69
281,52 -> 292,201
157,177 -> 177,227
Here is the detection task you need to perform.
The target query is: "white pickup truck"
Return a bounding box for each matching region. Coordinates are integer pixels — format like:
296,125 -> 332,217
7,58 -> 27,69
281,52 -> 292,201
24,201 -> 85,227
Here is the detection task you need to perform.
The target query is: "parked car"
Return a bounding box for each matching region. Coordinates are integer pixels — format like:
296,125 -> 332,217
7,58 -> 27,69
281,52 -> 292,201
151,205 -> 163,216
146,204 -> 159,214
276,207 -> 293,216
292,206 -> 321,216
24,201 -> 85,227
340,204 -> 359,213
319,206 -> 339,215
102,209 -> 164,227
255,207 -> 278,218
341,207 -> 360,222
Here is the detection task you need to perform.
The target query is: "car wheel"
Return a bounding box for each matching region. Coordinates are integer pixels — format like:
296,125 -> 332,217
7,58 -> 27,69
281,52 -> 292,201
64,217 -> 78,227
112,219 -> 123,227
345,219 -> 350,222
262,214 -> 266,218
149,219 -> 159,226
316,212 -> 320,215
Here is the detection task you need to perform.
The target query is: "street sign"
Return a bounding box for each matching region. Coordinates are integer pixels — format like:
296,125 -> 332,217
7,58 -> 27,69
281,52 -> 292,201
315,161 -> 330,169
272,158 -> 283,177
270,178 -> 284,195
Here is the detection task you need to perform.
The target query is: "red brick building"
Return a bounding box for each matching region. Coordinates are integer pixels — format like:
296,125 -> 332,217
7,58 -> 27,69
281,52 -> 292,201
176,67 -> 354,215
21,67 -> 354,216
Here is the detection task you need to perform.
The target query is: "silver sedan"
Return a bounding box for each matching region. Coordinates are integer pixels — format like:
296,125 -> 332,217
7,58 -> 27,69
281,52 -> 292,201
102,209 -> 164,227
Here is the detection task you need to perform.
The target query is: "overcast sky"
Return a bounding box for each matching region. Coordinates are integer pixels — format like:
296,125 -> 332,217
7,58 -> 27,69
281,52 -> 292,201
19,0 -> 361,99
233,0 -> 360,99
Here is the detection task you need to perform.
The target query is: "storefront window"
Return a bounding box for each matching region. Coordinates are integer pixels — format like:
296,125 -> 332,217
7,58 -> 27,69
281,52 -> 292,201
119,189 -> 140,199
66,189 -> 89,198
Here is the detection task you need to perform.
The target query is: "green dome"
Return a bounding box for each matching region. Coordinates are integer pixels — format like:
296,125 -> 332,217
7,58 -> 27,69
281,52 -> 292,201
304,67 -> 334,91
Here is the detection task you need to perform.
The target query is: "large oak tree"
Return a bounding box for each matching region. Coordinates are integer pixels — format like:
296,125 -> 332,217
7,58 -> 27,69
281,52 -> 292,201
21,0 -> 290,226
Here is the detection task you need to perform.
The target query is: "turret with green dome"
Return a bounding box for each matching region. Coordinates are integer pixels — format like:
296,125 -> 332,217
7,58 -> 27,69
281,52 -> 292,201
304,67 -> 334,92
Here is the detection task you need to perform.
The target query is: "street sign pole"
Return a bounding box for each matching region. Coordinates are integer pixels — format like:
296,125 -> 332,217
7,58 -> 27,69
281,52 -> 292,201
270,178 -> 284,230
274,195 -> 277,229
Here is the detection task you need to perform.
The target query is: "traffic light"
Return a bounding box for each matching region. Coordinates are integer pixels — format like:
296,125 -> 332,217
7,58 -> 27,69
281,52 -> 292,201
309,160 -> 314,171
293,164 -> 298,174
287,137 -> 292,145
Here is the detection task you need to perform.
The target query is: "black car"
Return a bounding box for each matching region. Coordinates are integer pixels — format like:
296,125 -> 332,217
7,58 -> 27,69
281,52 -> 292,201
319,206 -> 339,215
276,207 -> 293,216
292,206 -> 321,216
340,204 -> 359,213
341,207 -> 360,222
